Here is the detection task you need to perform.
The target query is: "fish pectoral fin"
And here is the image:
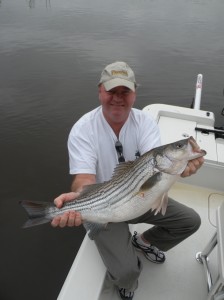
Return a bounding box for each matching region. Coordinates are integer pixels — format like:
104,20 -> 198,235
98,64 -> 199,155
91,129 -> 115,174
139,172 -> 162,192
83,222 -> 108,240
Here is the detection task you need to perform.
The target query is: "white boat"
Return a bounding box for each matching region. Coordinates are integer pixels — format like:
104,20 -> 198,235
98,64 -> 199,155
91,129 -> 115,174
57,75 -> 224,300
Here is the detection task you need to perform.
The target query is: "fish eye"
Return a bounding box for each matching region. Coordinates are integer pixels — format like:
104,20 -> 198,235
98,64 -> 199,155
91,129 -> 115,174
176,143 -> 183,149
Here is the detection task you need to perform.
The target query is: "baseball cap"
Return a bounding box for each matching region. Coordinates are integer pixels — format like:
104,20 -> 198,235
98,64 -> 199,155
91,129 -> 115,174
99,61 -> 136,92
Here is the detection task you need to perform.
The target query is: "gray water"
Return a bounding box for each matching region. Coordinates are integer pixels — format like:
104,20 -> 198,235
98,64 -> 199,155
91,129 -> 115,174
0,1 -> 224,299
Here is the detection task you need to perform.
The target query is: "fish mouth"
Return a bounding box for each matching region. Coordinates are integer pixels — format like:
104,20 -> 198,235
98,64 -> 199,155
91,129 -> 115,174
189,136 -> 207,157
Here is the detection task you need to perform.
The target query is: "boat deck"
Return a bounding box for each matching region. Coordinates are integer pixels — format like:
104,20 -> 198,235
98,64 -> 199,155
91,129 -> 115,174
57,101 -> 224,300
98,182 -> 223,300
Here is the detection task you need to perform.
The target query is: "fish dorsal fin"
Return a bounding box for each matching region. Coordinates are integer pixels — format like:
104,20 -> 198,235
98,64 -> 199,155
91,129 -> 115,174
111,161 -> 135,178
79,161 -> 135,198
139,172 -> 162,192
79,182 -> 107,197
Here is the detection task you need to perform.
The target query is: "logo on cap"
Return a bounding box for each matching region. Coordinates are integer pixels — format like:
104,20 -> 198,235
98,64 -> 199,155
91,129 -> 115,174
111,70 -> 128,77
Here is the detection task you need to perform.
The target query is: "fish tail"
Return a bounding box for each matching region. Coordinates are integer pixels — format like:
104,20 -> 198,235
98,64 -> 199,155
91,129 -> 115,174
20,200 -> 54,228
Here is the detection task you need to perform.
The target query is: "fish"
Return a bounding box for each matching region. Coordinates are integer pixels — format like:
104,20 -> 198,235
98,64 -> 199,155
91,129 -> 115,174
20,137 -> 206,239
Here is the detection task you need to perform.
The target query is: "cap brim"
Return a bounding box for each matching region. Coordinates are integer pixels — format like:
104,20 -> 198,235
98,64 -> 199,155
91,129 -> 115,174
103,78 -> 135,92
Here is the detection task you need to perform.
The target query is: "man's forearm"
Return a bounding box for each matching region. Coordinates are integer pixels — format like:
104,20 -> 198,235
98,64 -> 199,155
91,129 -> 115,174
71,174 -> 96,193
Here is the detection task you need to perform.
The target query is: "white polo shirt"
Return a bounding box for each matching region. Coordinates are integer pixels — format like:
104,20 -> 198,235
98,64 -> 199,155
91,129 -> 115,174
68,106 -> 161,183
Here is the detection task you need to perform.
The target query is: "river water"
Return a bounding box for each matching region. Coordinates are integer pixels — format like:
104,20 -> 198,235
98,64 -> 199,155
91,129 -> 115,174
0,0 -> 224,299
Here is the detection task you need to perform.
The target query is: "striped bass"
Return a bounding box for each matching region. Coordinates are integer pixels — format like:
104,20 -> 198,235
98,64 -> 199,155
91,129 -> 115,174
20,137 -> 206,238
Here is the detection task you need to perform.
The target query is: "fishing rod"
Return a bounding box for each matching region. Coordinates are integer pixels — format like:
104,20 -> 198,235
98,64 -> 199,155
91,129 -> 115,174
191,75 -> 224,134
190,74 -> 203,110
193,74 -> 203,110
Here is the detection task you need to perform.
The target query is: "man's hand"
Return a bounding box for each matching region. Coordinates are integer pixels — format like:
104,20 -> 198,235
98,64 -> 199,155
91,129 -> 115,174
181,156 -> 204,178
51,192 -> 82,228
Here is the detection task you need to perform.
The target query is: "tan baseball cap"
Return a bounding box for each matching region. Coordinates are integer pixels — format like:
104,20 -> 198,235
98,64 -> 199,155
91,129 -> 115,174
99,61 -> 137,92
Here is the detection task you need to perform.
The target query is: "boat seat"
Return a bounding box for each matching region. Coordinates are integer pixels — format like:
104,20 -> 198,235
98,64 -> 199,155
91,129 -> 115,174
196,200 -> 224,300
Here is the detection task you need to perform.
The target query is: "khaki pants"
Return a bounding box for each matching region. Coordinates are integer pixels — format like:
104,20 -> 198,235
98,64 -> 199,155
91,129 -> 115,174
94,198 -> 201,292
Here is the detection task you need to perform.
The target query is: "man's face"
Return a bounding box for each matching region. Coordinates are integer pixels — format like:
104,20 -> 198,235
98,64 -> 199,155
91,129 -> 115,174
99,84 -> 136,124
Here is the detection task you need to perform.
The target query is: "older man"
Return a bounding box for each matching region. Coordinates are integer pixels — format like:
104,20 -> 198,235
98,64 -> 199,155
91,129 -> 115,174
51,62 -> 203,300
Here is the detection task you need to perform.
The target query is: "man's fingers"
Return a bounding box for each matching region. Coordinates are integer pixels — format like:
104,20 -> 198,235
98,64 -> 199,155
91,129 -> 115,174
51,211 -> 82,228
53,198 -> 63,208
54,192 -> 80,208
51,215 -> 61,227
74,212 -> 82,226
181,156 -> 204,178
58,212 -> 70,228
67,211 -> 76,227
52,192 -> 82,227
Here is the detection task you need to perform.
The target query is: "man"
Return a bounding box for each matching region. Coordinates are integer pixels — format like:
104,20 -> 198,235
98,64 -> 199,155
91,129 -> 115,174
51,61 -> 203,300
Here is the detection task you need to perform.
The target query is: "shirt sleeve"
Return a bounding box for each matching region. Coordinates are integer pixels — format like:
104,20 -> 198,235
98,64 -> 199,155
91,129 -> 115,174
68,122 -> 97,175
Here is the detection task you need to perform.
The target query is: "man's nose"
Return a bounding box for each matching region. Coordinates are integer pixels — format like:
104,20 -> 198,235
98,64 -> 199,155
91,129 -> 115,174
113,93 -> 123,100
